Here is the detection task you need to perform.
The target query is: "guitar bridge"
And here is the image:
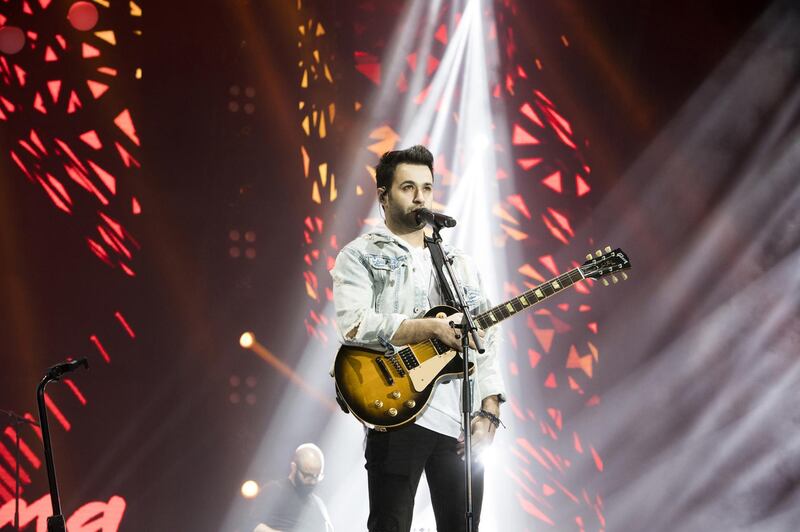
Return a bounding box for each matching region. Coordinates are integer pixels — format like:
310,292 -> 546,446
375,357 -> 394,385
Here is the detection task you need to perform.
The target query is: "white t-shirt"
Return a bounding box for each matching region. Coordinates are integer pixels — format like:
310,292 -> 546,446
408,245 -> 465,439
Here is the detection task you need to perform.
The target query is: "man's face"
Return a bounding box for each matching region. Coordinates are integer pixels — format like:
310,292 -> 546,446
290,460 -> 323,497
381,163 -> 434,232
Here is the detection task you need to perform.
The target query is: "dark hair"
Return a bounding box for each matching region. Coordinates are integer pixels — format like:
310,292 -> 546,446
375,145 -> 434,190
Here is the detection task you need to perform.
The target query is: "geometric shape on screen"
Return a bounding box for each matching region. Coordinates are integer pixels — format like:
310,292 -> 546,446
512,123 -> 539,145
541,170 -> 562,193
576,173 -> 591,196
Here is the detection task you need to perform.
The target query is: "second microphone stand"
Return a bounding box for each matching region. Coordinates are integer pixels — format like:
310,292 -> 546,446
426,224 -> 485,532
0,409 -> 40,532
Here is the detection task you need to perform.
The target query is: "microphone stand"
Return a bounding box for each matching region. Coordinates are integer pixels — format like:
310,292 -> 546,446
36,358 -> 89,532
0,409 -> 39,532
426,224 -> 485,532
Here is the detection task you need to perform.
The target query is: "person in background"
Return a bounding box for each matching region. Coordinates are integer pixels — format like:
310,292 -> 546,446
253,443 -> 333,532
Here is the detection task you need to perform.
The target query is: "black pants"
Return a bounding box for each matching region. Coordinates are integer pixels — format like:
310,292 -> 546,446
365,423 -> 484,532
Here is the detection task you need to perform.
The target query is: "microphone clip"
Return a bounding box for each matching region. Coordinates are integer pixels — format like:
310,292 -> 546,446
47,358 -> 89,380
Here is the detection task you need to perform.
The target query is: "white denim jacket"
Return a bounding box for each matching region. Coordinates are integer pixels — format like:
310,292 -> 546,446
330,224 -> 506,410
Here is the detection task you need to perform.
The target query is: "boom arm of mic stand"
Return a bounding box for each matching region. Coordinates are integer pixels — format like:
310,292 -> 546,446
0,409 -> 39,427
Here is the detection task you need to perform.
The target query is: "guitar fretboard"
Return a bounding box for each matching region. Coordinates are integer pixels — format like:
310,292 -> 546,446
475,267 -> 584,330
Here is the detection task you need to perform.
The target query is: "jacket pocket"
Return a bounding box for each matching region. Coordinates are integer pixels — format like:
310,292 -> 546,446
364,254 -> 407,312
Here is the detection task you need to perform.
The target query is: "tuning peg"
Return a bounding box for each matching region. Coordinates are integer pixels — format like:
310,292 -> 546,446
595,250 -> 602,257
622,272 -> 628,281
604,245 -> 611,253
586,253 -> 593,261
612,275 -> 618,284
602,279 -> 609,286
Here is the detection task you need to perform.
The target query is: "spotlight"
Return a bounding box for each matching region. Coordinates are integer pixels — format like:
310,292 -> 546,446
67,1 -> 99,32
240,332 -> 255,348
241,480 -> 259,498
0,26 -> 25,55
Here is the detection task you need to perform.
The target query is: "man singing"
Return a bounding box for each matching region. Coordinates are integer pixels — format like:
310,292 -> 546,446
331,145 -> 505,531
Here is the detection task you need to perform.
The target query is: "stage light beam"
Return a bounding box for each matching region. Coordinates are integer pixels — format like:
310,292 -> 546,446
238,333 -> 337,411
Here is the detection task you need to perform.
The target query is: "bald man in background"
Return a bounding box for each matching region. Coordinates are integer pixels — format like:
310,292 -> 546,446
253,443 -> 334,532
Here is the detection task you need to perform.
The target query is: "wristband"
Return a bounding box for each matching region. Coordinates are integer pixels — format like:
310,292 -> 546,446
473,409 -> 504,430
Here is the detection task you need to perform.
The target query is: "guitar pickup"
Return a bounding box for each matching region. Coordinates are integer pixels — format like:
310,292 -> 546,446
375,357 -> 394,385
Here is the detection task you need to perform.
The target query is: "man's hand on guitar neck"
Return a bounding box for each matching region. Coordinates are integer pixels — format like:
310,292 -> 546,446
391,313 -> 485,352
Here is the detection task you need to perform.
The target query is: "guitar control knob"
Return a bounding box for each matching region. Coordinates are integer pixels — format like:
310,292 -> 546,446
387,408 -> 398,417
391,391 -> 401,399
373,400 -> 384,408
405,400 -> 416,408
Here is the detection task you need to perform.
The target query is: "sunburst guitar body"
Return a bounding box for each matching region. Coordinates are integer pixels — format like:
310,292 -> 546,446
334,305 -> 471,430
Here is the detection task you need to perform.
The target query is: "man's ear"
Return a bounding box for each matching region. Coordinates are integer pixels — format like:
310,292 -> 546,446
377,187 -> 387,203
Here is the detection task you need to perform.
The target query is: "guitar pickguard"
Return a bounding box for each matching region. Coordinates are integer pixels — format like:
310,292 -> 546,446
407,348 -> 458,392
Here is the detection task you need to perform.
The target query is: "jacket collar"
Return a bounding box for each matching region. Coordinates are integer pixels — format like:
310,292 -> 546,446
365,223 -> 454,257
363,222 -> 414,250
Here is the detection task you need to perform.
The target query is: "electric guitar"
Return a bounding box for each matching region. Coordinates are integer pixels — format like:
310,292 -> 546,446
333,246 -> 631,431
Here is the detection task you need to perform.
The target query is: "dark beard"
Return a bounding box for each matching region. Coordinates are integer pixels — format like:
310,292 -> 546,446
397,208 -> 425,231
292,476 -> 315,498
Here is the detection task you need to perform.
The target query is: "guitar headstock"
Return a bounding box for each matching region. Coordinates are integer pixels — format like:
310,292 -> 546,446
580,246 -> 631,285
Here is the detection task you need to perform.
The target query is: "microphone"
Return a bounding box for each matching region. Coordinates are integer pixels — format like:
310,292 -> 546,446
47,358 -> 89,380
415,208 -> 457,228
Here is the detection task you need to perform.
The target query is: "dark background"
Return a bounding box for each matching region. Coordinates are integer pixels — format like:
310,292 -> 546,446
0,0 -> 773,529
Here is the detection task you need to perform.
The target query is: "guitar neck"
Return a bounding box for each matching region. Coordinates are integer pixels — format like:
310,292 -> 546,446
475,267 -> 584,329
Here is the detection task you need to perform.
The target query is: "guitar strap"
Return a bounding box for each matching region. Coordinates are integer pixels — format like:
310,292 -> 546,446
424,235 -> 458,308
